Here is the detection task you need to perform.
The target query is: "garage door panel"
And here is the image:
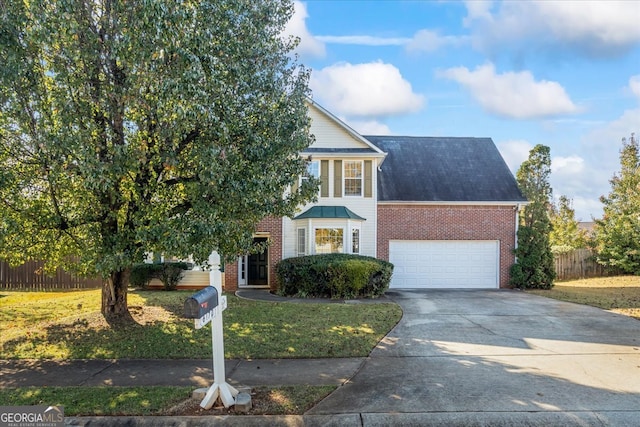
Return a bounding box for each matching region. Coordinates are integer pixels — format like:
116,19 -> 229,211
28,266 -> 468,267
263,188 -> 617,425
389,240 -> 498,289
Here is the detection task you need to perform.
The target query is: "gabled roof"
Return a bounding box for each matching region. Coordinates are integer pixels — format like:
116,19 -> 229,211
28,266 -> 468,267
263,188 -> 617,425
304,99 -> 386,158
294,205 -> 366,221
365,136 -> 527,203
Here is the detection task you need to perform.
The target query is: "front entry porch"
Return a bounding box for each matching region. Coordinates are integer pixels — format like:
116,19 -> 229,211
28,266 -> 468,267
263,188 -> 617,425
238,237 -> 269,288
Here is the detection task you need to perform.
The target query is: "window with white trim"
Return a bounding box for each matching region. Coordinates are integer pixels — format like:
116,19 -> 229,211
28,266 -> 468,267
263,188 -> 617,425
343,160 -> 363,196
315,228 -> 344,254
302,160 -> 319,184
351,227 -> 360,254
297,228 -> 306,256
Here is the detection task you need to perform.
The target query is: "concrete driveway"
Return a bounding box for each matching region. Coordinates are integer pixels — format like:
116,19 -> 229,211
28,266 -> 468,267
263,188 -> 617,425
308,289 -> 640,426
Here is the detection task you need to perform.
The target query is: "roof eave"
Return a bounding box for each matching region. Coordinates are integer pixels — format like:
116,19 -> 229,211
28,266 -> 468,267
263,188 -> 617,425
299,151 -> 387,159
377,200 -> 529,205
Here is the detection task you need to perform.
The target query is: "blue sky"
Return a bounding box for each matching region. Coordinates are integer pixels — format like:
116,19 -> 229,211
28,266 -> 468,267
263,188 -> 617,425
284,0 -> 640,221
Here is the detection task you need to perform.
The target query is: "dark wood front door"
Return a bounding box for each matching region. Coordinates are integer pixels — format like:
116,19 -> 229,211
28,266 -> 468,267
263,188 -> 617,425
248,238 -> 268,286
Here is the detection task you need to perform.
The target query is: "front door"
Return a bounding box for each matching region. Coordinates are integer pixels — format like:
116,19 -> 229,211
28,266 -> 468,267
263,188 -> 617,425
247,238 -> 268,286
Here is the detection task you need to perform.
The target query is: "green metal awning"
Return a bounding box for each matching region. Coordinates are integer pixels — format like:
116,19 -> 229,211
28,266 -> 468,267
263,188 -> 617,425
293,206 -> 366,221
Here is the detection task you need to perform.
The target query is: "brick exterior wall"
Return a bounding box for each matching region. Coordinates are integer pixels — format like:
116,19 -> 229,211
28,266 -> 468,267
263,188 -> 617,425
377,204 -> 518,288
223,216 -> 282,292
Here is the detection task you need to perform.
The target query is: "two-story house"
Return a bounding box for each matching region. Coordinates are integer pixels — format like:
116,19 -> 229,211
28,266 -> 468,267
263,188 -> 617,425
220,99 -> 527,291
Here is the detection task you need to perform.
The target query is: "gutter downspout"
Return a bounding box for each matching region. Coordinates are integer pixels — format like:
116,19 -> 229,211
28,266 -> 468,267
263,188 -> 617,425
514,203 -> 522,263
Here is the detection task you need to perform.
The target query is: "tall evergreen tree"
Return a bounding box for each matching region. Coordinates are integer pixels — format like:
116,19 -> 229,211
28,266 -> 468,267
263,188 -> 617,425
594,134 -> 640,274
550,195 -> 587,254
0,0 -> 317,323
510,145 -> 556,289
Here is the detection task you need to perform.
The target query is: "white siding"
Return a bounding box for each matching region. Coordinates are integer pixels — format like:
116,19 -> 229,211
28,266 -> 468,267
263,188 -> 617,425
148,271 -> 210,289
284,167 -> 377,259
308,105 -> 372,151
282,103 -> 381,261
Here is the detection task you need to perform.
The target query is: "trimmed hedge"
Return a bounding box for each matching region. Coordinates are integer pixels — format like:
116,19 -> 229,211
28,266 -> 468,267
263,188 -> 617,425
276,254 -> 393,299
129,262 -> 189,291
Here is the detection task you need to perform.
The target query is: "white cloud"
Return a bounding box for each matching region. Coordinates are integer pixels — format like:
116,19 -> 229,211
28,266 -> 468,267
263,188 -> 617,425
557,103 -> 640,220
466,1 -> 640,58
316,35 -> 410,46
463,0 -> 494,26
552,155 -> 585,176
405,30 -> 469,54
548,154 -> 606,221
317,29 -> 468,54
497,140 -> 532,172
310,61 -> 425,118
629,75 -> 640,100
438,63 -> 580,119
284,1 -> 325,59
570,197 -> 602,222
344,119 -> 392,135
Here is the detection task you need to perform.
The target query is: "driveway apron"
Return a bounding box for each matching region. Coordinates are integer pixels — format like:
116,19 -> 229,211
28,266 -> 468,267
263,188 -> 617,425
307,290 -> 640,424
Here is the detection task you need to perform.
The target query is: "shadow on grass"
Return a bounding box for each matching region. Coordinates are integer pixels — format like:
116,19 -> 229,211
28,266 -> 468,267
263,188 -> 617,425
1,290 -> 211,359
2,317 -> 212,360
1,290 -> 402,360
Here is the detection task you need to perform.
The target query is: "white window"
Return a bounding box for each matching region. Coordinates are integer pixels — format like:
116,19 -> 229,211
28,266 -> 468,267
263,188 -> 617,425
302,160 -> 320,184
351,228 -> 360,254
315,228 -> 344,254
344,161 -> 363,196
297,228 -> 306,256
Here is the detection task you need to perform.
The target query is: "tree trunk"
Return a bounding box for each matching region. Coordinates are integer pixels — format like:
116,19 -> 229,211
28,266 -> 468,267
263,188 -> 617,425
101,268 -> 134,326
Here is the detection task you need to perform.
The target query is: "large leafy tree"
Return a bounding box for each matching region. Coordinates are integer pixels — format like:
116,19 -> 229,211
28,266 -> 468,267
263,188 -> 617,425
594,134 -> 640,274
0,0 -> 317,323
549,195 -> 587,254
510,144 -> 556,289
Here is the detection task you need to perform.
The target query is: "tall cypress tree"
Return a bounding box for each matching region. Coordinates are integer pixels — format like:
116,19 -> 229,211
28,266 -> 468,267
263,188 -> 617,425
510,145 -> 556,289
594,134 -> 640,274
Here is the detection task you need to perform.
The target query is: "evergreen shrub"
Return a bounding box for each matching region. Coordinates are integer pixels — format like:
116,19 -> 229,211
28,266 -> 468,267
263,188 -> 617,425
129,262 -> 189,290
276,254 -> 393,299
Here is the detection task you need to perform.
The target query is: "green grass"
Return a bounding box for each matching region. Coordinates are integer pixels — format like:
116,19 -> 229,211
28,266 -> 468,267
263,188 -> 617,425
0,385 -> 336,416
0,386 -> 190,416
0,289 -> 402,359
527,275 -> 640,320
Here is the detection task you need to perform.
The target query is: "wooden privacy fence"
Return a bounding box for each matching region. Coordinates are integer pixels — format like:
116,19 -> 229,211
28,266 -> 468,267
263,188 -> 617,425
554,248 -> 610,281
0,259 -> 102,290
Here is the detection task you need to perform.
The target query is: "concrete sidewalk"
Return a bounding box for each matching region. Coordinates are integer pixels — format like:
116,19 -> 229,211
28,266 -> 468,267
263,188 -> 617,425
0,358 -> 363,388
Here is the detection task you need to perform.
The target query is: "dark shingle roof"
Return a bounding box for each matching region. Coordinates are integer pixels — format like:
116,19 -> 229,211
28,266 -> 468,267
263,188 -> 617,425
365,136 -> 526,203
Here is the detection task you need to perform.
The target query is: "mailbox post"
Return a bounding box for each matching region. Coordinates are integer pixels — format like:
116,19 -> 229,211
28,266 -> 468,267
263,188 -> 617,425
184,282 -> 237,409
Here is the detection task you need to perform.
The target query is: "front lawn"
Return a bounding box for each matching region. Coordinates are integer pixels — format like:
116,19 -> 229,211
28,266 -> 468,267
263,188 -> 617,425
527,275 -> 640,320
0,289 -> 402,359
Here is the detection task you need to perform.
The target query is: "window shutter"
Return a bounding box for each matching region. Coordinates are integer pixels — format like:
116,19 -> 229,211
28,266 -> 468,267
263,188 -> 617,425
334,160 -> 342,198
320,160 -> 329,198
291,178 -> 299,195
364,160 -> 372,198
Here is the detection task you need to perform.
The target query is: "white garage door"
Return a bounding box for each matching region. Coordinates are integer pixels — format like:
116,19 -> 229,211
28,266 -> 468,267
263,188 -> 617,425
389,240 -> 499,289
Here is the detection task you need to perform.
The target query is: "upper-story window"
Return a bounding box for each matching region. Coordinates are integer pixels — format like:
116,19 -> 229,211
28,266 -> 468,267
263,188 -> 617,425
303,160 -> 320,182
344,160 -> 363,196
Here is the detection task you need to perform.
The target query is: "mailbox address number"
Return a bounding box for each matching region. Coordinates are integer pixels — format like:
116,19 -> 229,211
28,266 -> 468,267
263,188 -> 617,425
195,295 -> 227,329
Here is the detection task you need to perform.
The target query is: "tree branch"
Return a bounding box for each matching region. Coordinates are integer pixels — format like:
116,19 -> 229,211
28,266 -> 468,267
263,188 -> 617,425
162,175 -> 198,186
